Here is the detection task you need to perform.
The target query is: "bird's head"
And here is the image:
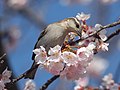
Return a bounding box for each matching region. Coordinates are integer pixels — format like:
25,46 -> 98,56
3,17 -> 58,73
64,17 -> 83,37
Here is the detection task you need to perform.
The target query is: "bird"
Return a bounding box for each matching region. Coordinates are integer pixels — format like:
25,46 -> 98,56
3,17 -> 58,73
24,17 -> 83,79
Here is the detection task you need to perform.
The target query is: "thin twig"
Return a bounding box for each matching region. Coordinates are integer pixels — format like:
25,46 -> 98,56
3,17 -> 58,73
106,29 -> 120,82
105,29 -> 120,42
69,20 -> 120,46
39,64 -> 66,90
6,64 -> 39,88
0,53 -> 6,60
40,75 -> 60,90
0,53 -> 6,67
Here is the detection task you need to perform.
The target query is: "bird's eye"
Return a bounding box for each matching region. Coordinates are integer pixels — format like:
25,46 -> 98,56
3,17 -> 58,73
76,24 -> 79,28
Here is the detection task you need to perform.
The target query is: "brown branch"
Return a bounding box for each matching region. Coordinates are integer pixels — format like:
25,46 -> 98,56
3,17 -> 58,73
69,20 -> 120,46
105,29 -> 120,84
0,53 -> 6,67
6,64 -> 39,89
39,64 -> 66,90
0,53 -> 6,60
105,29 -> 120,42
40,75 -> 60,90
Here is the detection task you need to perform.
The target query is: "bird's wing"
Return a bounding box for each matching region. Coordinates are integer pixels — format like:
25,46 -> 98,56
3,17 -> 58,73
32,27 -> 48,60
34,29 -> 47,47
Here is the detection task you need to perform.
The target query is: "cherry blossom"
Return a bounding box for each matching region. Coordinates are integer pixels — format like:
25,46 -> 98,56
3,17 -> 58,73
100,73 -> 119,89
45,60 -> 64,75
77,43 -> 94,67
33,46 -> 47,64
74,77 -> 89,90
76,12 -> 90,21
102,73 -> 114,85
48,45 -> 61,59
24,80 -> 36,90
60,64 -> 86,80
99,42 -> 109,51
62,51 -> 78,66
94,24 -> 107,41
1,68 -> 12,83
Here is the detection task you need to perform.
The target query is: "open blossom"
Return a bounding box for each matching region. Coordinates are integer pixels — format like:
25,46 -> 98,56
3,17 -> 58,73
77,43 -> 95,61
60,64 -> 86,80
100,74 -> 119,90
94,24 -> 107,41
1,68 -> 12,83
45,60 -> 64,75
62,51 -> 78,66
48,45 -> 61,59
99,31 -> 107,41
24,80 -> 36,90
74,77 -> 89,90
94,24 -> 102,30
33,46 -> 47,64
100,73 -> 117,89
102,73 -> 114,85
99,42 -> 109,51
76,12 -> 90,21
77,47 -> 91,60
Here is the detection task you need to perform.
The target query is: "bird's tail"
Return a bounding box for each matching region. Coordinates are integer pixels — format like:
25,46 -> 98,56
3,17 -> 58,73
24,61 -> 38,79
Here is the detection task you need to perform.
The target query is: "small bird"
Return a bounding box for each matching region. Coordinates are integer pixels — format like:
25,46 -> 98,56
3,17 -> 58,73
24,17 -> 83,79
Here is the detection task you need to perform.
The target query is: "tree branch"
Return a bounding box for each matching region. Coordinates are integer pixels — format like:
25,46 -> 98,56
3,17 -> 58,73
0,53 -> 6,60
40,75 -> 60,90
6,64 -> 39,89
105,29 -> 120,42
69,20 -> 120,46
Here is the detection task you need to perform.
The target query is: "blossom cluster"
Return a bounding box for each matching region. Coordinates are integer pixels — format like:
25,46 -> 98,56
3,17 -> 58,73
100,73 -> 119,90
74,73 -> 120,90
0,68 -> 12,90
33,12 -> 109,81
